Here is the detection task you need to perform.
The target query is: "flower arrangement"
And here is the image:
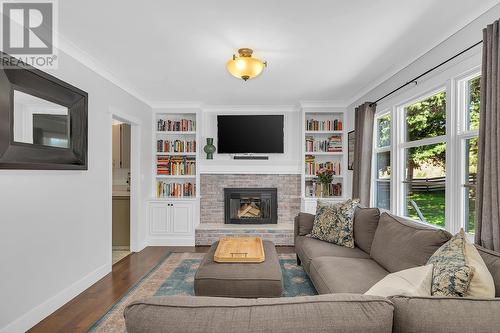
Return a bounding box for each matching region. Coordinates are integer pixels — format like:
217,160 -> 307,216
317,168 -> 333,185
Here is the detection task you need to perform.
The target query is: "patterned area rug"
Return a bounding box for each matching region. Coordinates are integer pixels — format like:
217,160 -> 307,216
87,252 -> 316,333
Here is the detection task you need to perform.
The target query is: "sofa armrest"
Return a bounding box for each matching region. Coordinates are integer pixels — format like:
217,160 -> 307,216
390,295 -> 500,333
124,294 -> 393,333
294,212 -> 315,237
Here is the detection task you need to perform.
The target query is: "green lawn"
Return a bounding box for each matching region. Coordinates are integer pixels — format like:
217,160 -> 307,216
407,191 -> 446,227
406,190 -> 475,232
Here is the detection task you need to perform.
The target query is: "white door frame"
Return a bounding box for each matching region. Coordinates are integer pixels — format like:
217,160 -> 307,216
109,108 -> 142,256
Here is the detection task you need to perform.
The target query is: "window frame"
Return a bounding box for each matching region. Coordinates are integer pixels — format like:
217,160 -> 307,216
396,87 -> 449,229
455,68 -> 481,236
372,110 -> 392,210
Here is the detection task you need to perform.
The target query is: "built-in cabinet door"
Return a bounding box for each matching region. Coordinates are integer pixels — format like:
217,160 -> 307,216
149,203 -> 170,234
171,202 -> 192,234
149,201 -> 193,235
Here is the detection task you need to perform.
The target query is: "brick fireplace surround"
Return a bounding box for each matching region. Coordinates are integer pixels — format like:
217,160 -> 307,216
196,174 -> 301,245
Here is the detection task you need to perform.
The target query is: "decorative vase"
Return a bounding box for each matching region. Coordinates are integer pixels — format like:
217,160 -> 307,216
321,182 -> 330,197
203,138 -> 216,160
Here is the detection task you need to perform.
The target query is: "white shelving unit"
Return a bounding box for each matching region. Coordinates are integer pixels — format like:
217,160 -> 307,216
154,112 -> 199,200
301,107 -> 347,214
147,109 -> 201,246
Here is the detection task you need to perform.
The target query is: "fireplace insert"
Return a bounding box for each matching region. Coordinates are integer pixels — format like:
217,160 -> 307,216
224,188 -> 277,224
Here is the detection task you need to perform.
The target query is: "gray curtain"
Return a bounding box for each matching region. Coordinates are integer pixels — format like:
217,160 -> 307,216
475,19 -> 500,251
352,102 -> 376,206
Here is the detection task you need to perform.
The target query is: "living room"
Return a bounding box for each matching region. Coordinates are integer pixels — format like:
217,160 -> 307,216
1,1 -> 500,332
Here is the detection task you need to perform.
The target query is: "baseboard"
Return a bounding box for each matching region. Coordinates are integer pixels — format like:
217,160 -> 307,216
148,236 -> 195,246
0,263 -> 110,333
112,246 -> 130,251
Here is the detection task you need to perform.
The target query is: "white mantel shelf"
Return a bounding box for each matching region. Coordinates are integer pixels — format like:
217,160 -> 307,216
198,160 -> 301,174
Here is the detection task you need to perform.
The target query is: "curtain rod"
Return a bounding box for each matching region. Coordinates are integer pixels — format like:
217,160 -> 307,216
369,40 -> 483,107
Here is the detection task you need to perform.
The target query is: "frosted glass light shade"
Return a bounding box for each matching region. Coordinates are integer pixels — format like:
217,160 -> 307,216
226,48 -> 266,81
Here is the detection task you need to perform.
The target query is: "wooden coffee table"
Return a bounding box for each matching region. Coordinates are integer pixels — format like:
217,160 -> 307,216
194,239 -> 283,298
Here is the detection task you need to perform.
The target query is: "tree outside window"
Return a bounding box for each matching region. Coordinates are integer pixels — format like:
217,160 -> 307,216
404,92 -> 446,227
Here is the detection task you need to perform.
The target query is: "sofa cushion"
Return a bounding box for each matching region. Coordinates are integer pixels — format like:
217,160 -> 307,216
295,212 -> 315,236
427,230 -> 474,297
476,245 -> 500,297
309,257 -> 389,294
390,295 -> 500,333
365,264 -> 433,297
124,294 -> 394,333
295,235 -> 370,273
353,207 -> 380,254
464,236 -> 495,297
370,212 -> 452,272
310,199 -> 359,248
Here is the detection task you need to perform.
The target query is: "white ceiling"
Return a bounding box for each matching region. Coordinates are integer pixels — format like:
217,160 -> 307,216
59,0 -> 499,106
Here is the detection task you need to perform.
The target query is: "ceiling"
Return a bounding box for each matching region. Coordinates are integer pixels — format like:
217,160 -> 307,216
59,0 -> 499,106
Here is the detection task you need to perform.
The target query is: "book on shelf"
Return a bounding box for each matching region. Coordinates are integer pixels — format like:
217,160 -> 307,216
157,156 -> 196,175
305,134 -> 342,152
157,139 -> 196,153
305,155 -> 341,176
157,181 -> 195,198
157,118 -> 196,132
305,118 -> 342,131
305,181 -> 342,197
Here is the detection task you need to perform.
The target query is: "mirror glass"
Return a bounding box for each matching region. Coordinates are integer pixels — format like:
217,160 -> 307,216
13,90 -> 70,148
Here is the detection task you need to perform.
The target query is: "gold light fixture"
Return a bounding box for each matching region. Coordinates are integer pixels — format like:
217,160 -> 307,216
226,48 -> 267,81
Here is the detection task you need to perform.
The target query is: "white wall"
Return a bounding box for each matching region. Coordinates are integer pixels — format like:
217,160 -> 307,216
0,50 -> 152,332
344,3 -> 500,200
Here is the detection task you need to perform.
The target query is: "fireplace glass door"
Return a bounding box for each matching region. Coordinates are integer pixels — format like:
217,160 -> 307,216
224,188 -> 277,224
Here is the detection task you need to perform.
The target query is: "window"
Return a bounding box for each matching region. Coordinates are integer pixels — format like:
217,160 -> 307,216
402,91 -> 447,227
405,92 -> 446,141
370,65 -> 481,235
460,75 -> 480,234
466,76 -> 480,131
373,114 -> 391,210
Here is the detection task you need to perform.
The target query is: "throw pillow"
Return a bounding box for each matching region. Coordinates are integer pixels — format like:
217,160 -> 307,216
365,264 -> 433,297
427,229 -> 474,297
464,236 -> 495,297
310,199 -> 359,248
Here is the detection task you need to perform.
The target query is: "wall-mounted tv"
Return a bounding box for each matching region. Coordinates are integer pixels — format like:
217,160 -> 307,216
217,115 -> 284,154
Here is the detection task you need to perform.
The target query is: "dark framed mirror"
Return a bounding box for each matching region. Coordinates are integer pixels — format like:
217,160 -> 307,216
0,52 -> 88,169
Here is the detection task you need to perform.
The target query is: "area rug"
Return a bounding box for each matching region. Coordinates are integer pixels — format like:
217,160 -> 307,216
87,252 -> 316,333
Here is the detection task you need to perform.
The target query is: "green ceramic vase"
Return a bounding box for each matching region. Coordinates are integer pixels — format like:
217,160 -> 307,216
203,138 -> 216,159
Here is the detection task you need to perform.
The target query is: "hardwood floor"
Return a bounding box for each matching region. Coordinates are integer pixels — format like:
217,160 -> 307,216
28,245 -> 295,333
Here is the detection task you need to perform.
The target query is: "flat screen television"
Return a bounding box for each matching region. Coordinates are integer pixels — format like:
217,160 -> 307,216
217,115 -> 284,154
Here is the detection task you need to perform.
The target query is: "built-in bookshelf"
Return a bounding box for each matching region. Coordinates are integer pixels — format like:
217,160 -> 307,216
154,112 -> 199,199
301,109 -> 346,202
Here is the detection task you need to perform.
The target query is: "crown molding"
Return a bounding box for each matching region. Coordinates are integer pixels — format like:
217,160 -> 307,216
298,100 -> 347,109
55,33 -> 152,107
202,104 -> 298,113
151,101 -> 203,110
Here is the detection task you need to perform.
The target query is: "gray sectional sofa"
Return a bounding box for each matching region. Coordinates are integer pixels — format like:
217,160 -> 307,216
124,208 -> 500,333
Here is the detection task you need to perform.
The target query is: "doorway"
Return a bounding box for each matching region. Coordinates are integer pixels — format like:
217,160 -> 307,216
112,118 -> 131,265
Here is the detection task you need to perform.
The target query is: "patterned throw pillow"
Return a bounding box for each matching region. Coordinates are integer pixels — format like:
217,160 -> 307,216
427,229 -> 474,297
310,199 -> 359,248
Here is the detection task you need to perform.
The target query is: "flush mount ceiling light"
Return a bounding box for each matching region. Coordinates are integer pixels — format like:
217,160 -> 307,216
226,48 -> 267,81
